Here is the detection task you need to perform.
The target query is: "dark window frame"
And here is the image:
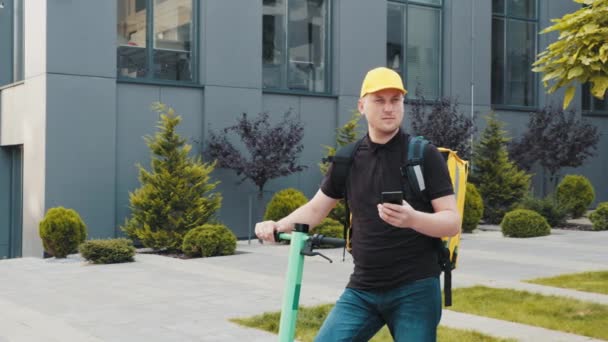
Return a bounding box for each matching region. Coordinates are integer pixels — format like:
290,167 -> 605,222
262,0 -> 333,95
491,0 -> 539,109
0,0 -> 24,87
387,0 -> 443,99
582,83 -> 608,116
116,0 -> 200,86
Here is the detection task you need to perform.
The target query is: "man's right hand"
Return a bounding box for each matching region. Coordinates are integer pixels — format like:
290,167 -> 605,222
255,220 -> 281,243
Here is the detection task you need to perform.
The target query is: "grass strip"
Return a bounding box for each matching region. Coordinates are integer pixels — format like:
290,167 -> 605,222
231,303 -> 515,342
525,271 -> 608,295
449,286 -> 608,340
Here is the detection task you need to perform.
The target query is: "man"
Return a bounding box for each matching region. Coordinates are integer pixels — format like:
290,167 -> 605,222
255,67 -> 460,341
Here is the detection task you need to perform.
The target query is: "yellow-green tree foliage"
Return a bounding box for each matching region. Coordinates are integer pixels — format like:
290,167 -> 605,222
533,0 -> 608,109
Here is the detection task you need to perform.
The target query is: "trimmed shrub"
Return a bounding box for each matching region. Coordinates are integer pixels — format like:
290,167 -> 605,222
182,224 -> 237,257
264,188 -> 308,221
501,209 -> 551,238
312,218 -> 344,249
39,207 -> 87,258
79,239 -> 136,264
313,218 -> 343,238
516,194 -> 567,228
463,183 -> 484,233
556,175 -> 595,218
589,202 -> 608,231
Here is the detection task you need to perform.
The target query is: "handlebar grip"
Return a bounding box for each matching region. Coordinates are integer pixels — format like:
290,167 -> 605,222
318,236 -> 346,248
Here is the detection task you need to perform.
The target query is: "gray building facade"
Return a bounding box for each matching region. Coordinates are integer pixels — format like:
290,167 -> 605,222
0,0 -> 606,258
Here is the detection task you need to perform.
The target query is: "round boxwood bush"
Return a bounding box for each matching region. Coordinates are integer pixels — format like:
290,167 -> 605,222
312,218 -> 344,248
463,183 -> 484,233
501,209 -> 551,238
264,188 -> 308,221
516,194 -> 567,228
79,238 -> 136,264
39,207 -> 87,258
556,175 -> 595,218
589,202 -> 608,231
182,224 -> 237,257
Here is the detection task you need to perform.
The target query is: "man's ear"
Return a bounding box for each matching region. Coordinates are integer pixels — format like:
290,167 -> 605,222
357,98 -> 365,116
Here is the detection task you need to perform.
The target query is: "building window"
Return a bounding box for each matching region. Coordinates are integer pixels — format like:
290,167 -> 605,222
582,84 -> 608,115
263,0 -> 330,94
492,0 -> 538,107
387,0 -> 442,99
0,0 -> 24,86
117,0 -> 197,83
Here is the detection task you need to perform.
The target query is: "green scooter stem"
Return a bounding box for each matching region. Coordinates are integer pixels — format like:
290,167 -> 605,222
277,229 -> 309,342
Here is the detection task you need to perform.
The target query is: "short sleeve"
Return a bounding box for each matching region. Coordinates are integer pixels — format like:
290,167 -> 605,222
423,144 -> 454,200
320,163 -> 345,200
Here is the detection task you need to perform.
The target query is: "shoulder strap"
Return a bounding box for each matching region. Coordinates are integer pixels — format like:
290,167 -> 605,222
402,136 -> 430,202
327,139 -> 360,194
327,138 -> 363,259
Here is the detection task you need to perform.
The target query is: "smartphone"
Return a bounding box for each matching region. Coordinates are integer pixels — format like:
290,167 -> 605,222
381,191 -> 403,205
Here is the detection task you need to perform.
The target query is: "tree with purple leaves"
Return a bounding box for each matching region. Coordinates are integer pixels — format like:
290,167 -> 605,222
408,88 -> 476,161
509,105 -> 600,187
207,112 -> 307,200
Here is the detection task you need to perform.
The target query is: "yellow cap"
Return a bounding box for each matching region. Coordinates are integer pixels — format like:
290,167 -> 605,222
360,67 -> 407,98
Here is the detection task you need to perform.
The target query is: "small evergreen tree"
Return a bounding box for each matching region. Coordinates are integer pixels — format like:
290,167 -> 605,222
122,103 -> 222,251
207,111 -> 306,200
409,88 -> 476,161
471,113 -> 531,224
319,111 -> 363,225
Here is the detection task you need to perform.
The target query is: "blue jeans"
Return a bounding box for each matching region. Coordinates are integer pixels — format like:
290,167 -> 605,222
315,277 -> 442,342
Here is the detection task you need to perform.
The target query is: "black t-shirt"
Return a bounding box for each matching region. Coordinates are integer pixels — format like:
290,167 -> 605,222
321,129 -> 454,290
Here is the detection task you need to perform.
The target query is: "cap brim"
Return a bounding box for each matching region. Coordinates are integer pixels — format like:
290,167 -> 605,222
361,86 -> 408,98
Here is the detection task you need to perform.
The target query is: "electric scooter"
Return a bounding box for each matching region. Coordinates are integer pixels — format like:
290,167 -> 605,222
273,223 -> 345,342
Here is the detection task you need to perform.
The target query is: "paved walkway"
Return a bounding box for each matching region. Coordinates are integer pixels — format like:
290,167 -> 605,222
0,227 -> 606,342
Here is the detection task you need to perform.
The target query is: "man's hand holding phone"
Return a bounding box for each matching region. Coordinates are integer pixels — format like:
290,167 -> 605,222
378,190 -> 416,228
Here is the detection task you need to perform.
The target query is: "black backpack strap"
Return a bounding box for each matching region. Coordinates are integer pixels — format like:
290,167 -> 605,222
404,136 -> 453,306
401,136 -> 430,202
327,139 -> 362,260
436,239 -> 453,306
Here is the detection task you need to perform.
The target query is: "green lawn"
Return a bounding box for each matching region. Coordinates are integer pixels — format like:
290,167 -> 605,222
449,286 -> 608,340
231,303 -> 514,342
525,271 -> 608,295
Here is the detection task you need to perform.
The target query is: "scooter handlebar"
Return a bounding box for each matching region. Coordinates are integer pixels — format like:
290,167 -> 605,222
311,234 -> 346,248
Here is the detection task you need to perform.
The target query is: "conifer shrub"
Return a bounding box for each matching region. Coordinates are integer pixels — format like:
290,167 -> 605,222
556,175 -> 595,218
122,103 -> 222,252
182,224 -> 237,258
516,194 -> 567,228
39,207 -> 87,258
463,183 -> 483,233
589,202 -> 608,231
79,239 -> 135,264
471,113 -> 531,224
264,188 -> 308,221
501,209 -> 551,238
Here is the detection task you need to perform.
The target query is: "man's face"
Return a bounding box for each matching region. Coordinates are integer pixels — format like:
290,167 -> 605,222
358,88 -> 405,136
